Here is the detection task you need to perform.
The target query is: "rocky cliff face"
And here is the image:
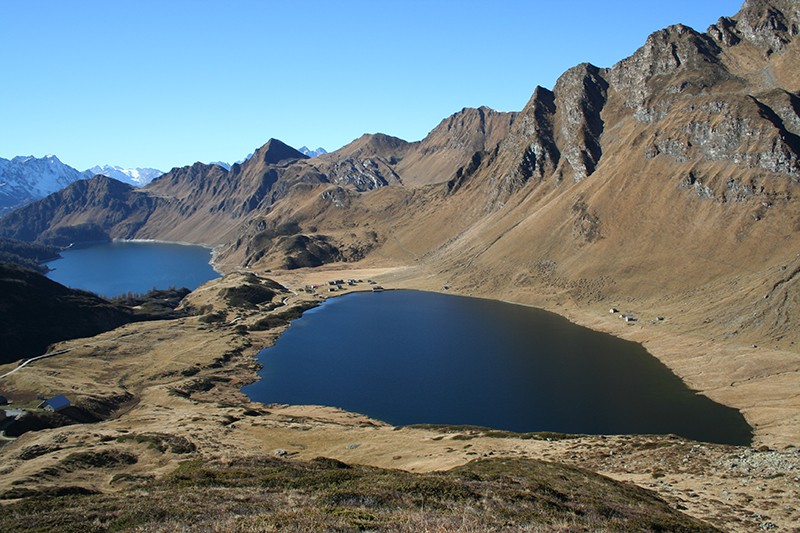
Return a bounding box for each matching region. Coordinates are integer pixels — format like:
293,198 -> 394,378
313,133 -> 407,192
716,0 -> 799,53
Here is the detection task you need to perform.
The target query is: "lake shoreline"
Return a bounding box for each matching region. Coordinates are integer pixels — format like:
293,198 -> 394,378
243,287 -> 752,446
264,263 -> 800,450
44,240 -> 221,297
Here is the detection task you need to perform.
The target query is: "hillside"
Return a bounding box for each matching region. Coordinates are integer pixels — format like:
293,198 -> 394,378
0,264 -> 194,364
0,455 -> 717,531
0,263 -> 134,363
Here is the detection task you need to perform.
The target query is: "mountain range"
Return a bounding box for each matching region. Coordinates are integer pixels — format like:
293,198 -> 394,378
0,148 -> 331,215
84,164 -> 163,187
1,0 -> 798,349
2,1 -> 800,528
0,155 -> 87,215
0,156 -> 165,215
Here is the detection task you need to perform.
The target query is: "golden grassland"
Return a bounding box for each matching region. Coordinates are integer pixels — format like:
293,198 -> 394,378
0,268 -> 798,531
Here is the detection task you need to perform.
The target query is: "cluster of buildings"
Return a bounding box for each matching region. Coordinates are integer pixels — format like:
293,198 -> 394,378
303,279 -> 383,294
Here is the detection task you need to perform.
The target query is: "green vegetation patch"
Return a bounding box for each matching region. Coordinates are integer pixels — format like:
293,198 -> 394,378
0,238 -> 60,273
60,449 -> 138,471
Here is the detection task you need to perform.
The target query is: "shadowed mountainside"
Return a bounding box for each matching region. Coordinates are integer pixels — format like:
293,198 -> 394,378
0,264 -> 135,363
0,264 -> 193,364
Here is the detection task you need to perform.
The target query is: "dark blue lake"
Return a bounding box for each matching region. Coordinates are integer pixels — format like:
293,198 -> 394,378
243,290 -> 752,445
44,240 -> 219,297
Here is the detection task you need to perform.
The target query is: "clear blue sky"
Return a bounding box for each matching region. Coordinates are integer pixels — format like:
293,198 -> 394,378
1,0 -> 743,171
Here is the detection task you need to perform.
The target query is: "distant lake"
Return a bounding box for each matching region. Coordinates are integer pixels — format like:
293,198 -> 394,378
44,240 -> 219,297
243,290 -> 752,445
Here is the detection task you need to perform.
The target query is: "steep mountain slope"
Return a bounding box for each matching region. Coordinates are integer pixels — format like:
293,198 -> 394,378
395,106 -> 517,187
418,0 -> 800,342
0,176 -> 157,245
0,155 -> 88,215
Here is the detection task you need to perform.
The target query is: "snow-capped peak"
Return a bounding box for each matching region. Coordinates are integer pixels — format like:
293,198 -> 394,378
298,146 -> 328,158
86,164 -> 164,186
0,154 -> 89,215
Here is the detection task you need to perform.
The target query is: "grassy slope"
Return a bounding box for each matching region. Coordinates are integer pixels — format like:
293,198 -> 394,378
0,455 -> 716,532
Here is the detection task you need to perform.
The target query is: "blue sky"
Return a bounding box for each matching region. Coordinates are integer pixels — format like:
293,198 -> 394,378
1,1 -> 742,171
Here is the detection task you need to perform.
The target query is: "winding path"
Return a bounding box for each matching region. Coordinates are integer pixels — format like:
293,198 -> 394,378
0,349 -> 70,380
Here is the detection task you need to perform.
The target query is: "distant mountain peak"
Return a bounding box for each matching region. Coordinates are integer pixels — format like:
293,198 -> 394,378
0,154 -> 88,215
209,161 -> 232,171
254,139 -> 308,166
86,164 -> 164,187
298,146 -> 328,158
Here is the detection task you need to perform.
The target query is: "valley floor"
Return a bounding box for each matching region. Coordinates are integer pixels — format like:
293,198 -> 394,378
0,265 -> 798,531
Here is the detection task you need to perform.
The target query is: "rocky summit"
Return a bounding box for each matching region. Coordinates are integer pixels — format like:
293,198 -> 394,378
1,1 -> 799,530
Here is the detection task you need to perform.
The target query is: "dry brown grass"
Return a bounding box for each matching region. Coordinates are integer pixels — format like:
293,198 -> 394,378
0,455 -> 718,532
